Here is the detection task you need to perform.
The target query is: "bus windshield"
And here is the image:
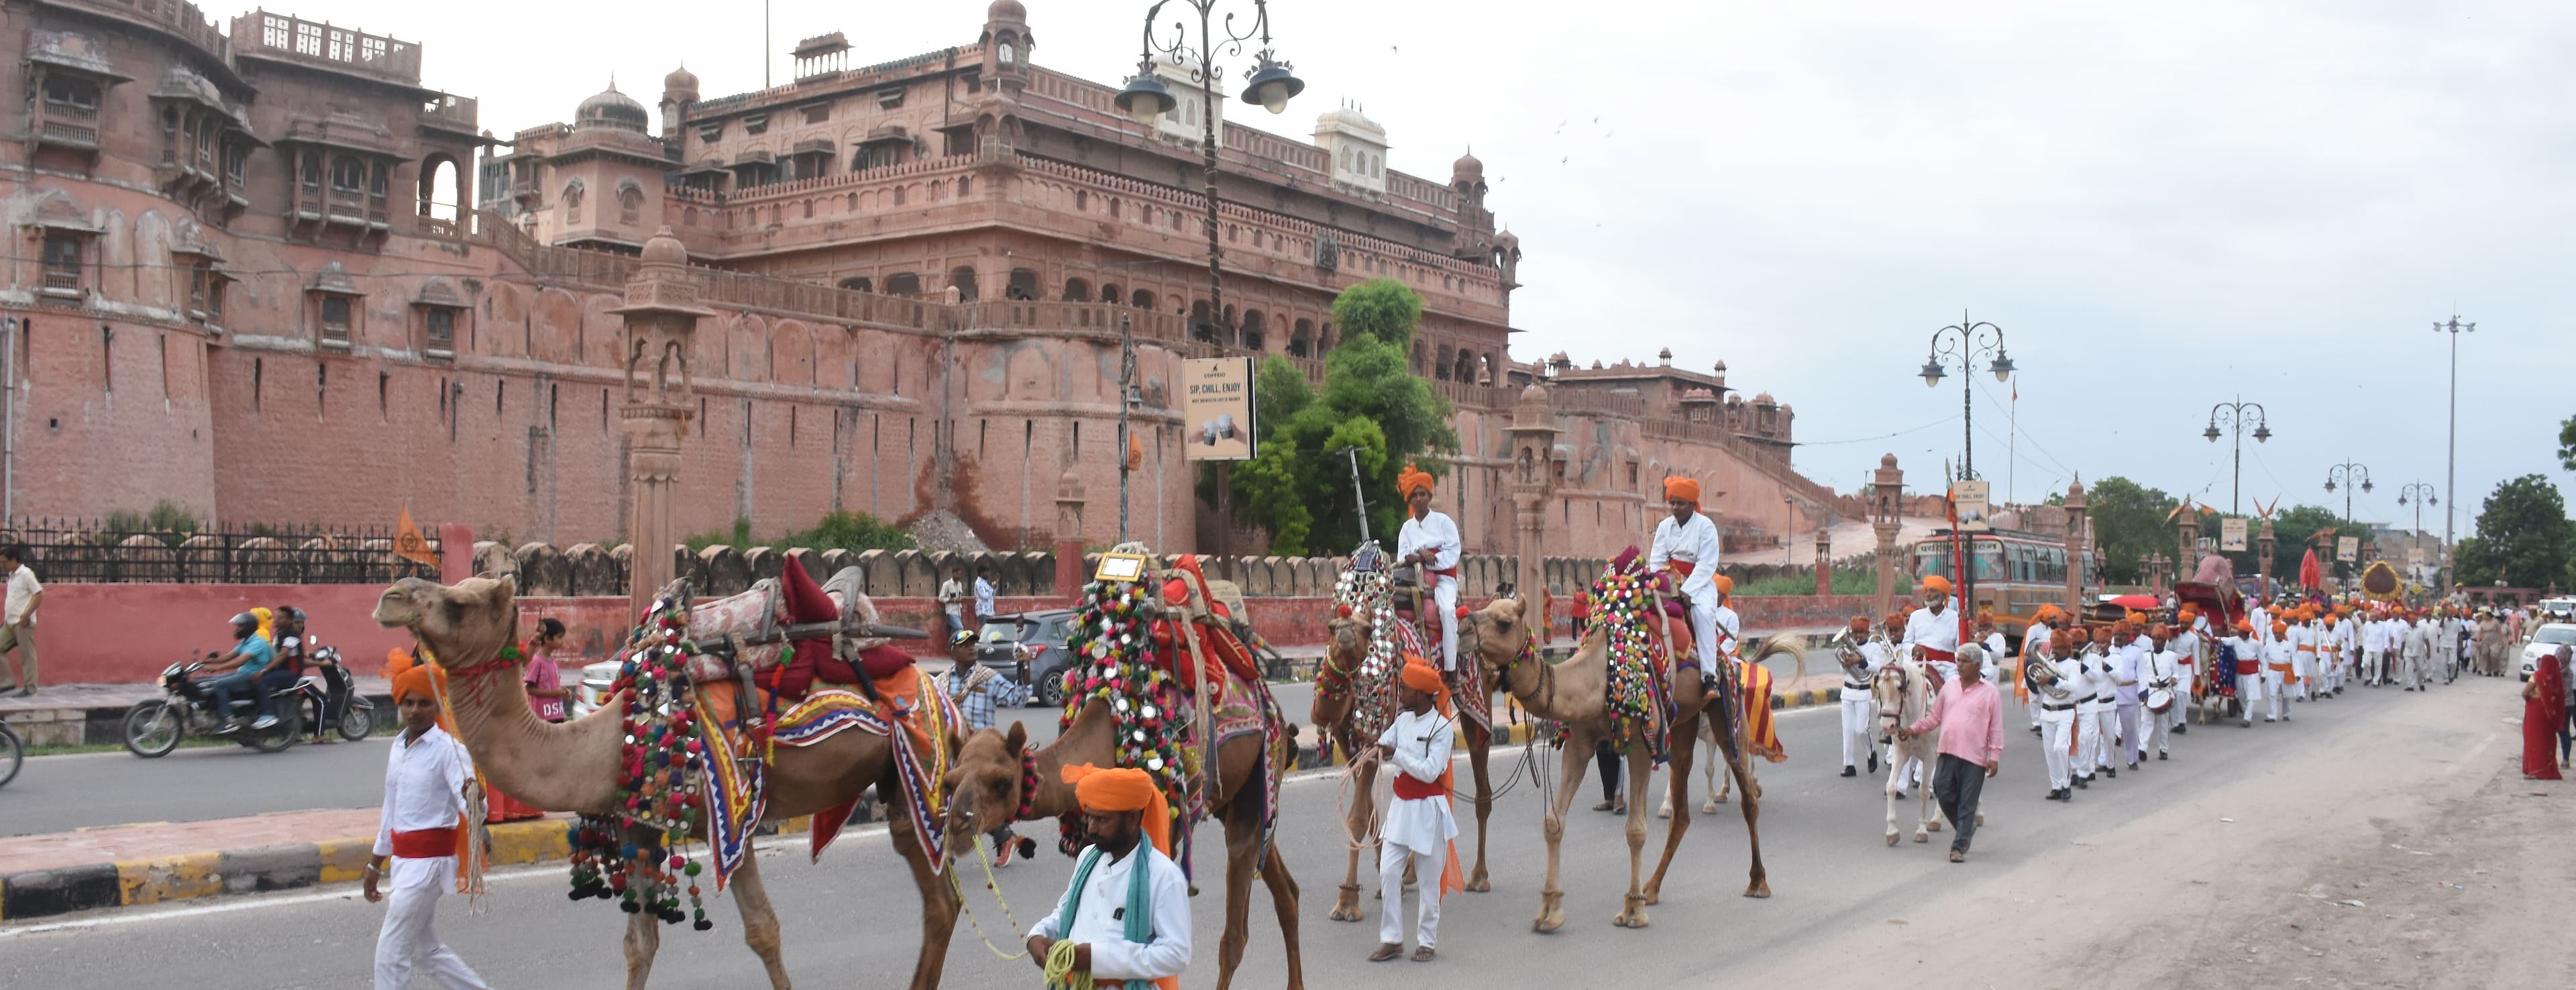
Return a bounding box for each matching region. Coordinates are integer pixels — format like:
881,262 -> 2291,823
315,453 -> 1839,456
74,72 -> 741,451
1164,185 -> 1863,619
1916,541 -> 2006,582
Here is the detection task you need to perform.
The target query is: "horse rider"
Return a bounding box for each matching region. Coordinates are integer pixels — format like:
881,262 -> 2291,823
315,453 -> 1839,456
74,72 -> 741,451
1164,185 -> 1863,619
1902,575 -> 1963,685
1027,766 -> 1191,990
2141,624 -> 2182,761
1838,616 -> 1882,778
1371,661 -> 1461,963
1972,610 -> 2006,692
1648,476 -> 1725,695
2077,626 -> 2120,782
2037,627 -> 2086,801
2021,606 -> 2060,736
1395,463 -> 1463,672
2109,621 -> 2147,771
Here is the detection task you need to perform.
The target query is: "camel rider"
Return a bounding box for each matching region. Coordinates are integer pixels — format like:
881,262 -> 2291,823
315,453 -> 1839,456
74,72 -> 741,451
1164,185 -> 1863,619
2037,628 -> 2086,801
1648,476 -> 1724,695
2141,624 -> 2181,761
363,663 -> 492,990
1839,616 -> 1882,779
1028,766 -> 1191,990
1395,463 -> 1463,671
1902,576 -> 1963,684
1371,660 -> 1461,963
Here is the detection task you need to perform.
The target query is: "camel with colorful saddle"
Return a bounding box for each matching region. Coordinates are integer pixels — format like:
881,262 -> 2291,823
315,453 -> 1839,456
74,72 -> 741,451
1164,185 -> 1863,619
1311,545 -> 1507,923
1471,551 -> 1793,933
373,563 -> 971,990
938,547 -> 1304,990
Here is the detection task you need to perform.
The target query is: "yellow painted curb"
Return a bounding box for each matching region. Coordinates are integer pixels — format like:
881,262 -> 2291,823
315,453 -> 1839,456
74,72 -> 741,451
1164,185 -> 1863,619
484,820 -> 572,867
315,837 -> 376,884
115,851 -> 224,908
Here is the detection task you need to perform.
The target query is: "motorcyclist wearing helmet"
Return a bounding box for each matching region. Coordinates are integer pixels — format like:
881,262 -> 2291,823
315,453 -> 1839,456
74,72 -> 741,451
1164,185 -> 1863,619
257,605 -> 309,725
197,611 -> 280,730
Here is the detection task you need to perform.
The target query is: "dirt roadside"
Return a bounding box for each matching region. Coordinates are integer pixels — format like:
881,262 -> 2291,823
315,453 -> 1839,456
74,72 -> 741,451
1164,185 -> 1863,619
1711,677 -> 2573,990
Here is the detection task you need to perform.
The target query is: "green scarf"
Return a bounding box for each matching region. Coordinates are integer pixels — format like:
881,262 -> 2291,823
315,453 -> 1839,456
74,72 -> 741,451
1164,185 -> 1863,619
1048,844 -> 1159,989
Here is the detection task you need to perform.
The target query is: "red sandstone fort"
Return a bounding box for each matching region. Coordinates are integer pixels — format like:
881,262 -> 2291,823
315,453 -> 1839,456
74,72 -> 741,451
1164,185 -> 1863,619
2,0 -> 1850,558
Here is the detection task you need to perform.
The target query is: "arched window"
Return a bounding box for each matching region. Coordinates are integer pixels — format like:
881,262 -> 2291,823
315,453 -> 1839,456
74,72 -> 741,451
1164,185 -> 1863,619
958,176 -> 972,197
1434,347 -> 1454,381
885,272 -> 921,296
1109,198 -> 1121,219
949,266 -> 979,302
839,276 -> 873,293
331,156 -> 366,194
1132,288 -> 1154,309
1099,283 -> 1120,305
618,183 -> 645,225
846,192 -> 858,211
1063,277 -> 1091,302
1006,268 -> 1038,300
893,184 -> 907,206
1189,300 -> 1216,343
561,180 -> 586,223
1075,189 -> 1088,212
1289,319 -> 1314,358
998,42 -> 1016,64
1240,310 -> 1265,351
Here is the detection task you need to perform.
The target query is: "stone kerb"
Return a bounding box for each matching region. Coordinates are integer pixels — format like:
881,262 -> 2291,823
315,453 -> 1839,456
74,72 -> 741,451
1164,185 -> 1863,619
673,545 -> 701,591
513,543 -> 569,595
900,551 -> 940,598
608,544 -> 635,594
115,533 -> 177,582
817,548 -> 853,580
697,545 -> 750,596
782,547 -> 822,584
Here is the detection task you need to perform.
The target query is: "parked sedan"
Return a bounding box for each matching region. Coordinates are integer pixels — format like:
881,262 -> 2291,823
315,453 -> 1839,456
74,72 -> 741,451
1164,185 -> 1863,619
2518,622 -> 2576,681
976,609 -> 1080,708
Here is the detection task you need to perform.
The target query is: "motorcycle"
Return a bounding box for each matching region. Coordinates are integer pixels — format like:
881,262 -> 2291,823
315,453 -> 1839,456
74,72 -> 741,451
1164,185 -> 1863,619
121,654 -> 308,757
302,643 -> 376,742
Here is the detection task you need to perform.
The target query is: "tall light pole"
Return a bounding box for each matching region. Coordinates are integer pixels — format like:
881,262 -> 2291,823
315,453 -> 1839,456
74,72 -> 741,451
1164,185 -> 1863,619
2323,459 -> 2373,583
1116,0 -> 1303,566
2202,397 -> 2271,515
1918,312 -> 2015,628
2394,482 -> 2437,540
2433,315 -> 2473,593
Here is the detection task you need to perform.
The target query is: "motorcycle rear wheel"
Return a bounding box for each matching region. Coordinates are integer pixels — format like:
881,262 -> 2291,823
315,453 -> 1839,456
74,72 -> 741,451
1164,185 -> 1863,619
337,702 -> 374,742
122,700 -> 183,758
241,702 -> 302,754
0,722 -> 21,787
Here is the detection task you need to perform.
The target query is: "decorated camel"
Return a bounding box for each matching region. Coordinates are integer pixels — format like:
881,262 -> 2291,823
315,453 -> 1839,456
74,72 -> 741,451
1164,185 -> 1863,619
1309,562 -> 1502,922
938,554 -> 1304,990
1470,591 -> 1786,933
373,573 -> 965,990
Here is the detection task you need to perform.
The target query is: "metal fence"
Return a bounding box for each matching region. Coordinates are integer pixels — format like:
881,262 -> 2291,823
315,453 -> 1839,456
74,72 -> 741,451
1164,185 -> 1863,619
1,518 -> 442,584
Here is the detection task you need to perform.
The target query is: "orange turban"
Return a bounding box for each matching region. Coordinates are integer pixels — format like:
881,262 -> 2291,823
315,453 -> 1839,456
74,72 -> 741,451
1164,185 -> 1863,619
1398,463 -> 1436,502
2235,619 -> 2253,632
1663,476 -> 1701,505
1713,574 -> 1733,600
1392,657 -> 1464,898
1063,764 -> 1173,857
1922,575 -> 1953,596
1848,616 -> 1870,634
2271,621 -> 2288,636
1884,612 -> 1907,630
1401,658 -> 1446,695
1975,608 -> 1996,625
391,661 -> 440,705
2064,627 -> 2090,645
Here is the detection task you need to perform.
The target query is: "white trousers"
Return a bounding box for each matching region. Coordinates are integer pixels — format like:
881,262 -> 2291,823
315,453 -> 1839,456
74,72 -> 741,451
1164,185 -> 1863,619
2263,669 -> 2288,719
2076,705 -> 2108,774
2039,709 -> 2076,789
2401,653 -> 2425,690
2363,649 -> 2385,684
1378,842 -> 1442,948
1430,575 -> 1459,671
1685,598 -> 1717,673
1839,696 -> 1876,769
376,857 -> 491,990
2146,706 -> 2174,756
2115,704 -> 2143,764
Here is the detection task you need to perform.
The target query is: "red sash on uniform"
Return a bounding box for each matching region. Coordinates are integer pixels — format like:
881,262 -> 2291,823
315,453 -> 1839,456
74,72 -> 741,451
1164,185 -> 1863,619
1391,774 -> 1448,801
390,826 -> 460,860
1668,560 -> 1696,578
1919,647 -> 1955,663
1428,566 -> 1458,579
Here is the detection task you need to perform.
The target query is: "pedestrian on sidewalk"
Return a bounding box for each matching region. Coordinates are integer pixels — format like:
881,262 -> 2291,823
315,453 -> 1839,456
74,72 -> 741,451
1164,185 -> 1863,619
0,543 -> 41,696
945,628 -> 1029,864
2522,645 -> 2566,781
1898,643 -> 2002,863
1371,660 -> 1460,963
364,665 -> 492,990
1027,765 -> 1190,990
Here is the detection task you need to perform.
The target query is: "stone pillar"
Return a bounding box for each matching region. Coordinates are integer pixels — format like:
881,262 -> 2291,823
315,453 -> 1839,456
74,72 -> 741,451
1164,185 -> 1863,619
1053,471 -> 1086,599
1872,454 -> 1904,620
2062,478 -> 2088,615
2178,510 -> 2199,584
611,227 -> 715,617
2257,518 -> 2277,591
438,523 -> 476,585
1813,525 -> 1831,597
1505,384 -> 1560,638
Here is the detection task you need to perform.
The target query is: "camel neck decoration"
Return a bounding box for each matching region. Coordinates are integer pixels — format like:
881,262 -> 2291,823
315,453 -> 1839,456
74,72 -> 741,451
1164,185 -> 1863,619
566,590 -> 739,930
1587,562 -> 1678,759
1052,576 -> 1205,875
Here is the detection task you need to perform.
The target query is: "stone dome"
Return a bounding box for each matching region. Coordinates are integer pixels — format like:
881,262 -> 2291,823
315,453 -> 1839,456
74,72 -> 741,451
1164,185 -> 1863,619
1753,391 -> 1776,404
576,82 -> 650,132
639,226 -> 686,266
663,65 -> 699,99
1452,150 -> 1483,184
988,0 -> 1028,21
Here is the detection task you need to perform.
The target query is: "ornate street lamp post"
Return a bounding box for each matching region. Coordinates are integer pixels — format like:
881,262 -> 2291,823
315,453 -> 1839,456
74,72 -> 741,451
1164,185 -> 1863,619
1918,313 -> 2015,626
2203,397 -> 2271,516
2323,459 -> 2373,584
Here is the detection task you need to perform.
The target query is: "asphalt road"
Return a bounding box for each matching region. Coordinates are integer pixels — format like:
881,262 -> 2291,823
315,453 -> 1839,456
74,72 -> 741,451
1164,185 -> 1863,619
0,681 -> 2442,989
0,680 -> 1318,838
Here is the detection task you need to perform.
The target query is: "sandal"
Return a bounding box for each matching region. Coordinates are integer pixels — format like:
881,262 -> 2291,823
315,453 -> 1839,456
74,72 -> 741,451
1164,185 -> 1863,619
1411,946 -> 1436,963
1591,800 -> 1617,812
1947,848 -> 1966,863
1368,943 -> 1404,963
1611,800 -> 1627,815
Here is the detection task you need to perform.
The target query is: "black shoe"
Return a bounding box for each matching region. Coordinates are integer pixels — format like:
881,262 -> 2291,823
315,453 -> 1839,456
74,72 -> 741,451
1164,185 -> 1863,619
1841,766 -> 1858,777
1867,753 -> 1879,774
2075,775 -> 2090,789
2158,751 -> 2168,761
2127,762 -> 2139,771
2030,724 -> 2043,735
1701,672 -> 1721,695
2104,767 -> 2117,779
1892,789 -> 1907,800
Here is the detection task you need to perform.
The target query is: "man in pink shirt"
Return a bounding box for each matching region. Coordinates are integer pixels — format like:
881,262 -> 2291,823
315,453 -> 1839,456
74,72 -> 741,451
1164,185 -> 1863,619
1899,642 -> 2005,863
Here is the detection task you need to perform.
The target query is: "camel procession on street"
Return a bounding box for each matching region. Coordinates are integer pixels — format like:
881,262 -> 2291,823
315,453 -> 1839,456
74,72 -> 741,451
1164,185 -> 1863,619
356,465 -> 2497,990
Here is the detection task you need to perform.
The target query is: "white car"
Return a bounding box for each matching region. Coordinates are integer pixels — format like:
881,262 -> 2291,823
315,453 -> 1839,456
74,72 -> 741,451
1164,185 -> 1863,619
575,657 -> 623,718
2518,622 -> 2576,681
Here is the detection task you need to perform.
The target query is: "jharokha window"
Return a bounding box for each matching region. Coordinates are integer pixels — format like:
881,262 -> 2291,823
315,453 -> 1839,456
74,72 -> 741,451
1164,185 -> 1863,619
40,233 -> 83,291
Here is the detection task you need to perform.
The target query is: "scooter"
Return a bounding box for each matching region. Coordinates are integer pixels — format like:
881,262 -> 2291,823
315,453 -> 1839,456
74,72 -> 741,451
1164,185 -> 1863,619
301,643 -> 376,742
121,654 -> 306,757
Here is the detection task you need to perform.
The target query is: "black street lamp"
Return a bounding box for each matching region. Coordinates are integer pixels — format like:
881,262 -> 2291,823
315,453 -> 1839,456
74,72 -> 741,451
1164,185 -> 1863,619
2395,481 -> 2437,547
1917,312 -> 2014,633
2322,461 -> 2373,566
2204,398 -> 2271,515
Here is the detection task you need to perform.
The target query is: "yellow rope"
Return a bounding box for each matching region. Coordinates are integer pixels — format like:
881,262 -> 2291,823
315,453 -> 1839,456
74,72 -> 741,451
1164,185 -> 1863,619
1043,937 -> 1091,990
947,832 -> 1031,961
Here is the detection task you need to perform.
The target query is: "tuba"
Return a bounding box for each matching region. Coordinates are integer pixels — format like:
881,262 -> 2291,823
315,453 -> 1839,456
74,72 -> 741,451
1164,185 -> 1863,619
2023,647 -> 2074,702
1829,628 -> 1870,680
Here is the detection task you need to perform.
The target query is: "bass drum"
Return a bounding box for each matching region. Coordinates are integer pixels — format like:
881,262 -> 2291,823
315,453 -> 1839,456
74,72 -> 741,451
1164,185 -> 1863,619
2145,687 -> 2176,714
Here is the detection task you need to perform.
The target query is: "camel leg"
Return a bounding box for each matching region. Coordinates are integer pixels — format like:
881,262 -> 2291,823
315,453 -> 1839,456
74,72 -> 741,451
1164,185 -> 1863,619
1613,748 -> 1654,928
726,850 -> 794,990
1704,727 -> 1727,812
1643,714 -> 1696,906
1214,810 -> 1259,990
889,804 -> 962,990
1534,738 -> 1585,933
1723,729 -> 1770,898
623,908 -> 661,990
1258,843 -> 1306,990
1329,761 -> 1375,922
1465,720 -> 1495,893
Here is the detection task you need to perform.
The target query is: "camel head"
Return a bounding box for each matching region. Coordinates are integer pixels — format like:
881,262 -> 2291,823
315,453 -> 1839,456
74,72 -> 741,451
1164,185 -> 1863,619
1466,597 -> 1531,671
373,573 -> 521,667
938,720 -> 1032,861
1326,610 -> 1373,663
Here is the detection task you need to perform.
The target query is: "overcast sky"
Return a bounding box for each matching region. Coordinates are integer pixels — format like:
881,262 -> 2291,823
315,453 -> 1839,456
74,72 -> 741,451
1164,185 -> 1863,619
287,0 -> 2573,536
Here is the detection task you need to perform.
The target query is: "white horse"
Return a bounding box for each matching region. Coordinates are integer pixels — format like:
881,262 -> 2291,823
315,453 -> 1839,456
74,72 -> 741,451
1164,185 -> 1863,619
1874,658 -> 1943,845
1658,720 -> 1727,817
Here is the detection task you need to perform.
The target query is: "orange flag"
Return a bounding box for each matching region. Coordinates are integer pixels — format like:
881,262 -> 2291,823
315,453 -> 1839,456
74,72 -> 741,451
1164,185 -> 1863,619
394,507 -> 441,569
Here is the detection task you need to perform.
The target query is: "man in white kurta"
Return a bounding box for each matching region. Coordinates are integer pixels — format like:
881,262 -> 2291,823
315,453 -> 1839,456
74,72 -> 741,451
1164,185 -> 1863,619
2110,624 -> 2147,769
1372,663 -> 1460,961
2224,626 -> 2263,728
1901,578 -> 1964,685
2262,624 -> 2296,721
1395,465 -> 1464,671
1840,616 -> 1887,777
2077,637 -> 2119,781
364,671 -> 491,990
2169,612 -> 2204,735
2400,613 -> 2433,690
2141,626 -> 2182,760
2037,631 -> 2085,800
1028,767 -> 1192,987
2361,612 -> 2392,687
1649,476 -> 1724,693
2021,612 -> 2057,734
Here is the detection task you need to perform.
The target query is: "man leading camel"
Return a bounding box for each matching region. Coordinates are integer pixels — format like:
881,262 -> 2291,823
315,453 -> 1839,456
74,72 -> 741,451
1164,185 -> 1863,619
1371,660 -> 1460,964
1396,463 -> 1463,671
1027,765 -> 1190,990
362,663 -> 491,990
1648,476 -> 1724,695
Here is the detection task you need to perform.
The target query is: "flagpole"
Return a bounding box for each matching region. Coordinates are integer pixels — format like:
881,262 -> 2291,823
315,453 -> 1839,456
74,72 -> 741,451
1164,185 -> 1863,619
2007,374 -> 2018,508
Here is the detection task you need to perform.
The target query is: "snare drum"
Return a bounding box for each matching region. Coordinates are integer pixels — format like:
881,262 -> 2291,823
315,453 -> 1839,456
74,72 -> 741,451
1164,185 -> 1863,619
2145,687 -> 2176,714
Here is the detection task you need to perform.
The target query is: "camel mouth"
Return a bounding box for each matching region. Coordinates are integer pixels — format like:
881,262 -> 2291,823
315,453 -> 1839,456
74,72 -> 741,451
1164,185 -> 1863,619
372,582 -> 425,628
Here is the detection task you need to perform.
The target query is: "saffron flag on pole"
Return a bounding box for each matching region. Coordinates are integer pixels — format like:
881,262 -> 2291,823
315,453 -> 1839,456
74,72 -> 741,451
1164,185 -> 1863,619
394,507 -> 441,569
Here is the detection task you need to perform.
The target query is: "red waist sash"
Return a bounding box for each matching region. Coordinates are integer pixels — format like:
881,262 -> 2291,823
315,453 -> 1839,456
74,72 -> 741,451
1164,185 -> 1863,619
1668,560 -> 1697,577
1428,566 -> 1458,579
1918,647 -> 1955,662
390,826 -> 458,860
1391,774 -> 1448,801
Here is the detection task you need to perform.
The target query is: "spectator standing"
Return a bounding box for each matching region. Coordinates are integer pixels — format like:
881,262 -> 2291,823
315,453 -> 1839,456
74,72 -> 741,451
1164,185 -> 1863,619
0,543 -> 40,696
938,567 -> 969,640
973,565 -> 999,628
524,618 -> 571,724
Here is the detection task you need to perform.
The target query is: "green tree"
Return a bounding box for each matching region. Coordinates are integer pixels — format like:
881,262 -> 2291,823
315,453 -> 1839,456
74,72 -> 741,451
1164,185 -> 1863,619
2559,413 -> 2576,473
2453,474 -> 2576,589
1218,281 -> 1457,555
2080,477 -> 2179,585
